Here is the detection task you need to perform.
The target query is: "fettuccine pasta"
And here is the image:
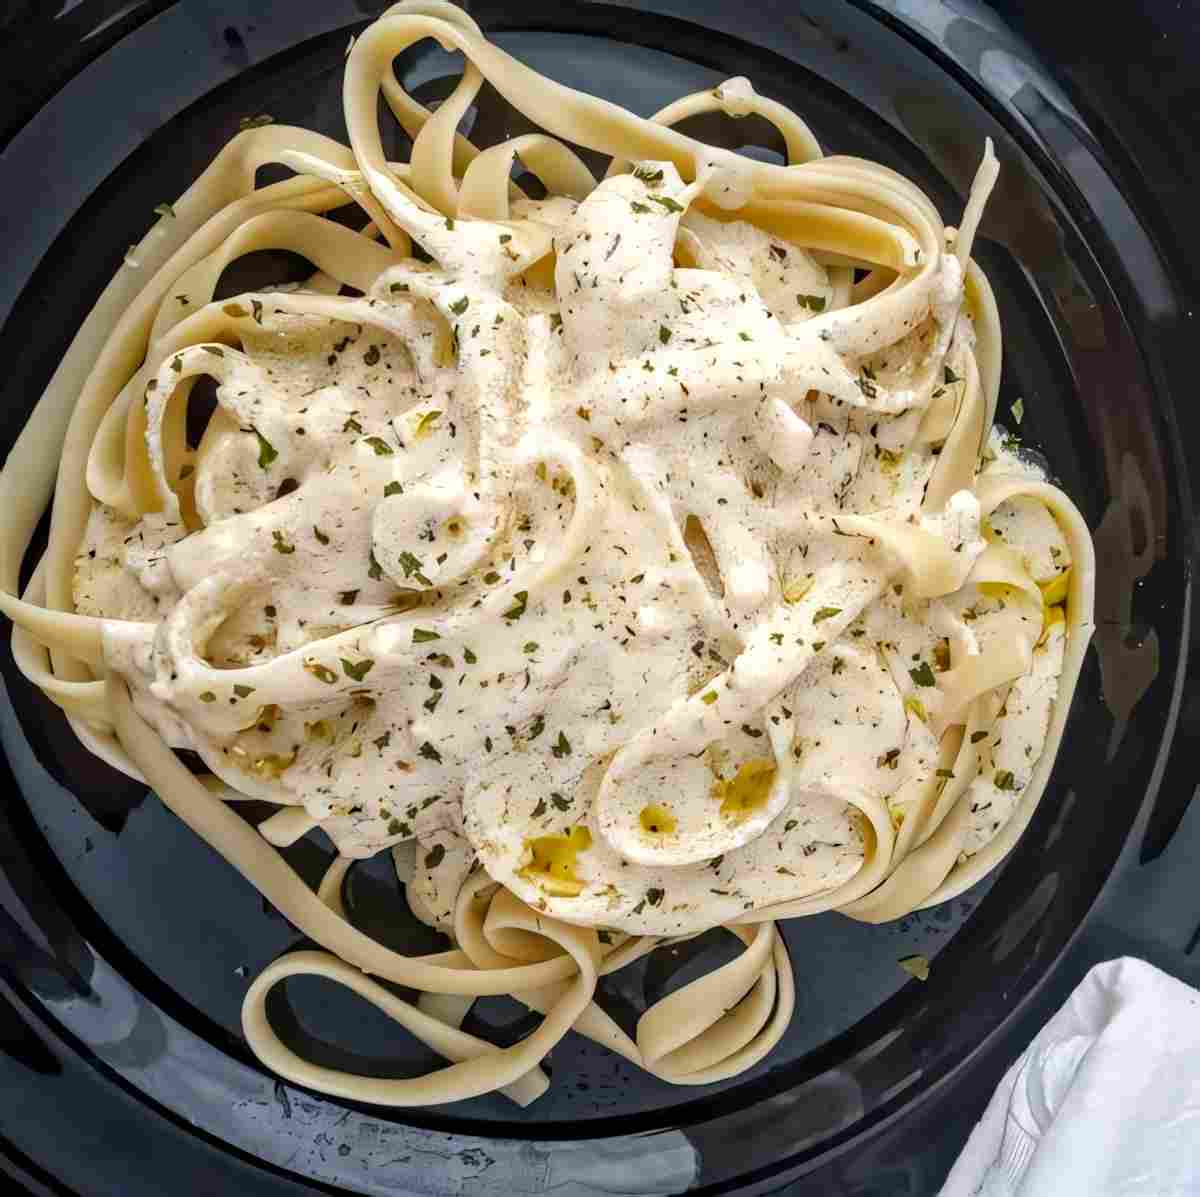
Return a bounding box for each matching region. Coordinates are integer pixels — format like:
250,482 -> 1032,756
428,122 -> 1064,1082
0,1 -> 1094,1106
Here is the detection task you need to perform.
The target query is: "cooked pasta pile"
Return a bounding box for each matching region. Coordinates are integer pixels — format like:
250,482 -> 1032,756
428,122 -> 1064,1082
0,1 -> 1094,1106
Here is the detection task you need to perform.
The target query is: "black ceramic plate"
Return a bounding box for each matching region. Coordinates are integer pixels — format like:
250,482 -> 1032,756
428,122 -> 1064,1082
0,2 -> 1194,1194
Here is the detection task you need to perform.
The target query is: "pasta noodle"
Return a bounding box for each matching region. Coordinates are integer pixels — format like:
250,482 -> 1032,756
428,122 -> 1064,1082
0,0 -> 1095,1106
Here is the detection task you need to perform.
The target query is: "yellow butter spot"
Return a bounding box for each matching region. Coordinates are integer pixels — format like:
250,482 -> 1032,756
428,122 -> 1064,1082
247,751 -> 296,780
520,826 -> 592,896
977,581 -> 1014,599
640,804 -> 677,834
1038,602 -> 1066,647
712,759 -> 776,820
1039,566 -> 1071,607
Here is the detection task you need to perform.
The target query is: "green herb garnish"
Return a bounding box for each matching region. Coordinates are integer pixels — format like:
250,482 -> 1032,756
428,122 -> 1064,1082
647,194 -> 684,213
909,662 -> 936,687
414,410 -> 442,438
304,661 -> 337,684
253,430 -> 277,469
340,658 -> 374,682
898,954 -> 930,981
502,591 -> 529,621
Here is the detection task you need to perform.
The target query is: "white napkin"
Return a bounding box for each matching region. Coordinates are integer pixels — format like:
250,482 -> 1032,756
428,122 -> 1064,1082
940,957 -> 1200,1197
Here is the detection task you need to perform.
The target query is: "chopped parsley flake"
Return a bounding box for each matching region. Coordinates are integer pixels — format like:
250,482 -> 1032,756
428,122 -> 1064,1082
304,661 -> 337,685
647,194 -> 684,213
340,658 -> 374,682
254,430 -> 278,469
414,410 -> 442,437
909,661 -> 936,687
502,591 -> 529,621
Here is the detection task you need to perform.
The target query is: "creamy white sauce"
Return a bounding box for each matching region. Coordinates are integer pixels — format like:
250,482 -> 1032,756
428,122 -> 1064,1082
77,165 -> 1069,937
